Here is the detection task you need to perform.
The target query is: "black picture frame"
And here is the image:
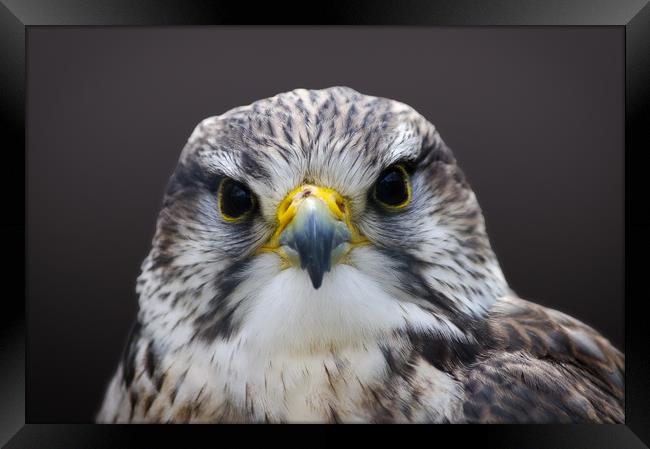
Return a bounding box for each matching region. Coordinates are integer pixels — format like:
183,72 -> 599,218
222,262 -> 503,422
2,0 -> 649,446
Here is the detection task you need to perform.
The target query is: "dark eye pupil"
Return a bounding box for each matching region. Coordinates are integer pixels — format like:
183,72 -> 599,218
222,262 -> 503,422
221,179 -> 253,218
375,167 -> 408,206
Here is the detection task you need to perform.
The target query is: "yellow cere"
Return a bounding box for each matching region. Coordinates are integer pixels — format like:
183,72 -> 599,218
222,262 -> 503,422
259,184 -> 369,254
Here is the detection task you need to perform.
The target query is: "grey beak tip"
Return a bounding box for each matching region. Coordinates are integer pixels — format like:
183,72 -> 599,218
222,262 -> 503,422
307,264 -> 326,289
311,277 -> 323,289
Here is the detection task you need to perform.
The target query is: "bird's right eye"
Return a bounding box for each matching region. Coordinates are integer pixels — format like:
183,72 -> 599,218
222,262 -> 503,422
217,178 -> 256,221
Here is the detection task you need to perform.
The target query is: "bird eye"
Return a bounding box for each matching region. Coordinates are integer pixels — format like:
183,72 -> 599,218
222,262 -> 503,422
217,178 -> 255,221
373,164 -> 411,209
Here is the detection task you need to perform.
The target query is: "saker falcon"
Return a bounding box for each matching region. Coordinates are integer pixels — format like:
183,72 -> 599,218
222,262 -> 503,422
97,87 -> 624,423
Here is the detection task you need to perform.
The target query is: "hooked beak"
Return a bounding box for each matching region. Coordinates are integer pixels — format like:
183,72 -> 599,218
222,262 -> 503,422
260,185 -> 366,289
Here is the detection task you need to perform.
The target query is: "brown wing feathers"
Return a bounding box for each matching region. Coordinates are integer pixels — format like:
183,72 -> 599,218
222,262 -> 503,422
460,296 -> 624,423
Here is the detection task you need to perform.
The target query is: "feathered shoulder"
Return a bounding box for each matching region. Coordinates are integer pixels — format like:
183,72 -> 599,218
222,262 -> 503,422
460,296 -> 624,423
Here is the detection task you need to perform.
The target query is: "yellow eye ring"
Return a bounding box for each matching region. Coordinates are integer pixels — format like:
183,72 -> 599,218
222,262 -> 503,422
217,178 -> 256,222
372,164 -> 411,210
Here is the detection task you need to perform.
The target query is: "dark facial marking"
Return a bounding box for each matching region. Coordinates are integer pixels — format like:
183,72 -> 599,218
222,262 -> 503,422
193,258 -> 253,341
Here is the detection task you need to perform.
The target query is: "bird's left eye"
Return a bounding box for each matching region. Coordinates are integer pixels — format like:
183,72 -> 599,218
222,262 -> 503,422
373,164 -> 411,209
217,178 -> 256,221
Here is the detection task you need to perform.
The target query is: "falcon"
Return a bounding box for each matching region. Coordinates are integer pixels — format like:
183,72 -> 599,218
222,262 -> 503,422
97,87 -> 624,423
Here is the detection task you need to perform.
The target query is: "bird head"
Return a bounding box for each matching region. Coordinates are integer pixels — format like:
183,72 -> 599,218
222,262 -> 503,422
137,87 -> 508,353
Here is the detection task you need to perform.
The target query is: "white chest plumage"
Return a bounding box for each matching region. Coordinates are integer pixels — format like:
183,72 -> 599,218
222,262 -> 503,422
147,336 -> 463,423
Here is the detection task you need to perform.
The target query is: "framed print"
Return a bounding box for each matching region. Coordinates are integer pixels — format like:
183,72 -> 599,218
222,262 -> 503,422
2,0 -> 649,446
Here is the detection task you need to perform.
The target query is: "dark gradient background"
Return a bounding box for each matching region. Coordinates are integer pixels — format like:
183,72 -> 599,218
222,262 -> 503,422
27,27 -> 624,423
